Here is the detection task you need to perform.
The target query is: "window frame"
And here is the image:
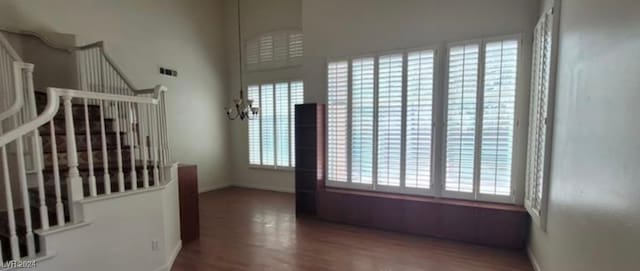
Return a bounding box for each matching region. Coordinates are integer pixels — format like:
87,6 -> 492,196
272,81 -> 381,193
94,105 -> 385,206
325,34 -> 525,204
247,79 -> 304,171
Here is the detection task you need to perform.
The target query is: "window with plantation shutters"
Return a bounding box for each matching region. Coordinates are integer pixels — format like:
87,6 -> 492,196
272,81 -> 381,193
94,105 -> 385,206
290,81 -> 304,166
260,84 -> 275,166
326,35 -> 523,203
248,85 -> 261,165
245,30 -> 303,71
526,8 -> 556,227
351,57 -> 375,184
445,44 -> 479,194
405,49 -> 435,190
247,80 -> 303,169
377,54 -> 403,187
480,39 -> 519,196
275,82 -> 290,167
327,61 -> 349,182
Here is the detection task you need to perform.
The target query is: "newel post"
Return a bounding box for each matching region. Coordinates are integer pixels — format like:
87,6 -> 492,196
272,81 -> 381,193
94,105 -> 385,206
63,95 -> 84,222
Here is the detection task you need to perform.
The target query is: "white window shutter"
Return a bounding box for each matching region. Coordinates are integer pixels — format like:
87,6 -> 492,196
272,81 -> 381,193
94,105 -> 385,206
351,57 -> 375,184
289,81 -> 304,167
248,85 -> 261,165
328,61 -> 349,182
479,39 -> 519,196
377,54 -> 404,187
405,50 -> 435,189
259,35 -> 273,64
445,44 -> 479,193
526,10 -> 554,215
275,82 -> 290,167
260,83 -> 275,166
288,33 -> 303,65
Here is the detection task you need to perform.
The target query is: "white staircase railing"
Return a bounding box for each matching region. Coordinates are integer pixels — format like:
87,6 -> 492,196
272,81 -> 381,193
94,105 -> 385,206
0,86 -> 169,261
0,30 -> 171,263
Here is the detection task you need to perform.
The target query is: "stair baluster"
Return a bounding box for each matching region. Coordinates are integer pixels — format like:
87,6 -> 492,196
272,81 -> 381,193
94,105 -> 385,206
99,100 -> 111,195
83,98 -> 97,197
15,135 -> 36,257
151,97 -> 160,186
1,128 -> 20,260
24,65 -> 51,231
141,103 -> 150,188
127,103 -> 137,190
63,95 -> 84,223
113,101 -> 125,192
48,120 -> 65,226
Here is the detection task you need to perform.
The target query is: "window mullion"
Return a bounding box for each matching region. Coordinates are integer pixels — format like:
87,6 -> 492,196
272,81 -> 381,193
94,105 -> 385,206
288,82 -> 292,168
372,56 -> 379,190
433,48 -> 443,197
272,83 -> 278,169
400,53 -> 408,190
347,60 -> 353,184
473,42 -> 486,200
258,85 -> 263,165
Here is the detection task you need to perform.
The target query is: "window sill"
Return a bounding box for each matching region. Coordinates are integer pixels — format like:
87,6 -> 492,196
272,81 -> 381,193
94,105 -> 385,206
324,187 -> 526,212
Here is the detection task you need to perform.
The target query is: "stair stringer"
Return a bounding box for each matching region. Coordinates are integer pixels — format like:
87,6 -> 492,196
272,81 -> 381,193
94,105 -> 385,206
22,163 -> 181,271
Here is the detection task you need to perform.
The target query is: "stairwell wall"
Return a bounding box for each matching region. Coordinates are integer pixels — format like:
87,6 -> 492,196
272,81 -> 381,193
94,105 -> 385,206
0,0 -> 232,192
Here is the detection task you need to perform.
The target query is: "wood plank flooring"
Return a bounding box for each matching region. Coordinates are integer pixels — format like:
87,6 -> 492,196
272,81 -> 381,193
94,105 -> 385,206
171,187 -> 534,271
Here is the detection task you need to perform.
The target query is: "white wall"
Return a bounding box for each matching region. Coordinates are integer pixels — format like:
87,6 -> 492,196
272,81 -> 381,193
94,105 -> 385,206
225,0 -> 302,193
302,0 -> 539,201
35,171 -> 181,271
528,0 -> 640,270
0,0 -> 231,192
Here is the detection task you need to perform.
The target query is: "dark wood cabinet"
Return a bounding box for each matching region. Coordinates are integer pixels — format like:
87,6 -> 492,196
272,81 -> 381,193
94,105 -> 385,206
294,103 -> 325,216
178,164 -> 200,244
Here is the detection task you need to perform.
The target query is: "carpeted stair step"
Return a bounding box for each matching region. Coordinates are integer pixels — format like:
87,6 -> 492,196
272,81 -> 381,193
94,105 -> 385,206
41,132 -> 125,153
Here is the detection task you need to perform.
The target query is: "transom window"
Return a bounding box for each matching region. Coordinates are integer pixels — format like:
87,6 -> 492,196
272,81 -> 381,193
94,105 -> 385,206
248,80 -> 303,169
327,36 -> 521,203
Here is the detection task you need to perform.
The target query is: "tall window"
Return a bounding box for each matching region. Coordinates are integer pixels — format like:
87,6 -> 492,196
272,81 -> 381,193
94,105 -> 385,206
526,8 -> 556,228
327,36 -> 521,203
248,80 -> 304,168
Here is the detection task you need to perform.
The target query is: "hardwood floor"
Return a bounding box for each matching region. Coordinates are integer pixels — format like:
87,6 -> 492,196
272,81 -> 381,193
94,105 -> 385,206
171,187 -> 534,271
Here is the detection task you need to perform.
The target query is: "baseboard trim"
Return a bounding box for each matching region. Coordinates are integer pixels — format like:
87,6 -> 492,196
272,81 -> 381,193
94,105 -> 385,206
233,183 -> 294,193
199,183 -> 231,193
154,240 -> 182,271
527,245 -> 542,271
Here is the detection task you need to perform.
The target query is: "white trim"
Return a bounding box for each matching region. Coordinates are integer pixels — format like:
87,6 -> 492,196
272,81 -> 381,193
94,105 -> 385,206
198,183 -> 232,194
527,245 -> 543,271
233,183 -> 294,194
34,221 -> 92,237
153,240 -> 182,271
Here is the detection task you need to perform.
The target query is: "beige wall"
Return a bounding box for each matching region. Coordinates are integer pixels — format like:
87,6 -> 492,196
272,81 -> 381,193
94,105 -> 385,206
225,0 -> 303,192
0,0 -> 231,192
528,0 -> 640,270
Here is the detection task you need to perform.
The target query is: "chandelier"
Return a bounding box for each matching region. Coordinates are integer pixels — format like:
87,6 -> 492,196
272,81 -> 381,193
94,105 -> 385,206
225,0 -> 259,121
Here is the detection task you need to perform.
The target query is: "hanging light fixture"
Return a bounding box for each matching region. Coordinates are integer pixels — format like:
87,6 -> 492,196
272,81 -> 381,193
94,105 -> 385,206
225,0 -> 259,121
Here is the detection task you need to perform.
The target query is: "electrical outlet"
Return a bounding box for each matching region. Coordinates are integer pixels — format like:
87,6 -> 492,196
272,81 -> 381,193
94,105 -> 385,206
151,240 -> 159,251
